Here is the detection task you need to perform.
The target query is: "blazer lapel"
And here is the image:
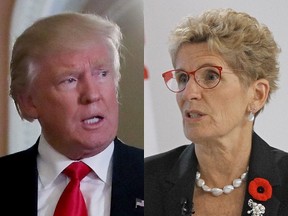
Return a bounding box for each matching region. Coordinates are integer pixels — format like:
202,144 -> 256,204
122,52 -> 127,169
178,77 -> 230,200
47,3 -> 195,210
242,132 -> 281,215
163,144 -> 197,216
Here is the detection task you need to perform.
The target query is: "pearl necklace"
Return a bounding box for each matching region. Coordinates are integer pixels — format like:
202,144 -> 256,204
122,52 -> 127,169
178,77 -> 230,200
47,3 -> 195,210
195,167 -> 249,196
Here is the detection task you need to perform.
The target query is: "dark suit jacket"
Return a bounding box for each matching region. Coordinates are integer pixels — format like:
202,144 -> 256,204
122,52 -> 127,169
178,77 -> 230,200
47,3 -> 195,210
145,132 -> 288,216
0,137 -> 143,216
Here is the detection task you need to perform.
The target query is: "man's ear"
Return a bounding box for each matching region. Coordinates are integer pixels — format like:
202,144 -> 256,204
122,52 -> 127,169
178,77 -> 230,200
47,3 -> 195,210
251,78 -> 270,111
16,93 -> 39,122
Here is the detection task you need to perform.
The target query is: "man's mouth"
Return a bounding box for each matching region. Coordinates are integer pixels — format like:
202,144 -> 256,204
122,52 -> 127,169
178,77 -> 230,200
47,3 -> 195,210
83,116 -> 103,124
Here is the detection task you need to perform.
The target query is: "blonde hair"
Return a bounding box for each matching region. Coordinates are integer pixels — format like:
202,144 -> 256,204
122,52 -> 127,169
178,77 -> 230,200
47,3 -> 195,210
169,8 -> 280,106
10,12 -> 123,120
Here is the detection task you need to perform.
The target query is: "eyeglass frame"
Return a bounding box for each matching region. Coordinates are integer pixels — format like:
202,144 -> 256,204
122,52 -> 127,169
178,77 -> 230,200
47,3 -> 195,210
162,65 -> 223,93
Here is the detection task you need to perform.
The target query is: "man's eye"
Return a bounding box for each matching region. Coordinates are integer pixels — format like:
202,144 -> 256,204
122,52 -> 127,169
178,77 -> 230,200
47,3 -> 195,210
94,70 -> 111,80
99,71 -> 108,77
64,77 -> 77,83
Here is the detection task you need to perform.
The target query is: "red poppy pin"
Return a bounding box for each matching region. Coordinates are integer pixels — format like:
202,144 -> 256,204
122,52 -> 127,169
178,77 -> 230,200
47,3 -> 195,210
247,178 -> 272,216
248,178 -> 272,201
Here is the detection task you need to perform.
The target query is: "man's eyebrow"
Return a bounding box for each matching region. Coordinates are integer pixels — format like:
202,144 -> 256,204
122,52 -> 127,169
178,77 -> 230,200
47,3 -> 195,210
54,69 -> 82,81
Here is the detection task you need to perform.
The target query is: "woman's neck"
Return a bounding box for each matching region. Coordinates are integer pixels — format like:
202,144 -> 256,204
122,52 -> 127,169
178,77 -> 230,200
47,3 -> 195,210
194,130 -> 252,187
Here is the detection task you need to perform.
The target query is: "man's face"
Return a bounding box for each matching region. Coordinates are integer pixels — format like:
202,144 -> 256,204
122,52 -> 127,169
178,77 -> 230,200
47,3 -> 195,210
25,40 -> 119,159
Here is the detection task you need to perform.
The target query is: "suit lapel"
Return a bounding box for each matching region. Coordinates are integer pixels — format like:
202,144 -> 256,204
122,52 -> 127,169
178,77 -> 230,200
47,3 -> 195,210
110,138 -> 144,216
242,132 -> 281,215
163,144 -> 197,216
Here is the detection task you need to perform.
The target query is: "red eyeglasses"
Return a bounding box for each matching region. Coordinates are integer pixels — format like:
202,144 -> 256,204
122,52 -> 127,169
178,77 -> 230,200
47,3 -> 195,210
162,66 -> 223,93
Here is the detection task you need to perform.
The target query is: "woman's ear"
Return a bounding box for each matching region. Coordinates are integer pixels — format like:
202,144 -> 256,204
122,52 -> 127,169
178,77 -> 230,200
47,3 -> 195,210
251,78 -> 270,111
16,92 -> 39,122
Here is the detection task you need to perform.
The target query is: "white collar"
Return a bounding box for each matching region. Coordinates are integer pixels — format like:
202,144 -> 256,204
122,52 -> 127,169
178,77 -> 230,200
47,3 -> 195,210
37,134 -> 114,188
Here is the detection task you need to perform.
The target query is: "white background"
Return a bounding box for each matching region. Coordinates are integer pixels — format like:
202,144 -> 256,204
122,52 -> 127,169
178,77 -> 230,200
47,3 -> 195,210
144,0 -> 288,157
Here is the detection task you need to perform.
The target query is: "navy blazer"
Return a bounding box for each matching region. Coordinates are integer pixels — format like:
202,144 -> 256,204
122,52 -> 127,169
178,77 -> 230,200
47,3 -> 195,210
0,137 -> 144,216
145,132 -> 288,215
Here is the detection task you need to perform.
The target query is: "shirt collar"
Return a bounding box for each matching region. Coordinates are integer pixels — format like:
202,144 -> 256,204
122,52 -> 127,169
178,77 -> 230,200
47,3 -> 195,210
37,134 -> 114,188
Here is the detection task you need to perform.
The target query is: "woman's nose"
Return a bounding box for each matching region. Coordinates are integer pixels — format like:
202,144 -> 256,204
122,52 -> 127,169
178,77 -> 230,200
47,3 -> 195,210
180,77 -> 202,101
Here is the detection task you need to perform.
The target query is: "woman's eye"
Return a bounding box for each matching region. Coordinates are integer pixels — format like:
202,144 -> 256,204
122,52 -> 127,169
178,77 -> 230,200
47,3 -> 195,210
176,72 -> 188,84
205,70 -> 220,81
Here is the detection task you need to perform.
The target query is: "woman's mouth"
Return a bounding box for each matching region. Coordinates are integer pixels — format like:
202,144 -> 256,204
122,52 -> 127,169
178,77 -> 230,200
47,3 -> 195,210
186,111 -> 204,119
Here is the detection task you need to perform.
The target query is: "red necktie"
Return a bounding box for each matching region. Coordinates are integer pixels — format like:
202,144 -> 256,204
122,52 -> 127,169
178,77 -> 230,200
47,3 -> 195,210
54,161 -> 91,216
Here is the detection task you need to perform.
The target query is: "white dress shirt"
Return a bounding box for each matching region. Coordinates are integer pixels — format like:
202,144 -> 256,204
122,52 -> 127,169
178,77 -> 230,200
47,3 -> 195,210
37,135 -> 114,216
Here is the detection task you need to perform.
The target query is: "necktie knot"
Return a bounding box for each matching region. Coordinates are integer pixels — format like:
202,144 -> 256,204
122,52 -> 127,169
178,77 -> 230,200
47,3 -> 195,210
63,161 -> 91,181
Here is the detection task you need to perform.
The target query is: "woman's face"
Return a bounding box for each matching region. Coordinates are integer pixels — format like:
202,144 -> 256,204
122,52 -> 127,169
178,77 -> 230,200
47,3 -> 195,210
175,43 -> 254,144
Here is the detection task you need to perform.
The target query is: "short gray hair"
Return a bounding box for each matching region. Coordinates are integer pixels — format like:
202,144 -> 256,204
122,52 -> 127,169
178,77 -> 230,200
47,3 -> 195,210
168,8 -> 280,108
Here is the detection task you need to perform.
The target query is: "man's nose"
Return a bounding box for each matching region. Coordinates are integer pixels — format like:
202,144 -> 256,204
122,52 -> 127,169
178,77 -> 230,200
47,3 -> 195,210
79,76 -> 101,104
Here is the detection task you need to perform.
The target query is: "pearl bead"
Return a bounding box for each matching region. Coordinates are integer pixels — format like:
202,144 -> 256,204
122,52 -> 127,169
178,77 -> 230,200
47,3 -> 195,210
196,171 -> 200,180
223,185 -> 234,194
232,178 -> 242,188
211,188 -> 223,196
196,178 -> 205,187
241,172 -> 247,181
202,185 -> 211,192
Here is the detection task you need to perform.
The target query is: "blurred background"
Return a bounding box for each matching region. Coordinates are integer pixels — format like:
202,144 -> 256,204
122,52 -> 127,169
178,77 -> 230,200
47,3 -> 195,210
144,0 -> 288,157
2,1 -> 287,158
0,0 -> 144,156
